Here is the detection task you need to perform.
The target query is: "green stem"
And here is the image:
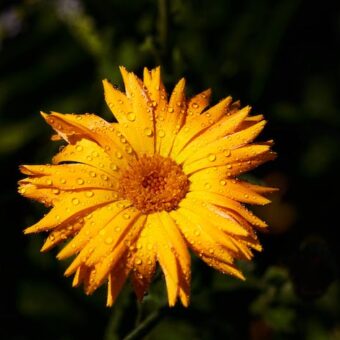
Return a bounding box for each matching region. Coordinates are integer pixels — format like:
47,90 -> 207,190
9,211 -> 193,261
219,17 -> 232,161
123,306 -> 167,340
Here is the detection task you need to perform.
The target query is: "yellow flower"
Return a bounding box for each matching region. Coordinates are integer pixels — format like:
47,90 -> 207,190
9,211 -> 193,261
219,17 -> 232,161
18,67 -> 276,307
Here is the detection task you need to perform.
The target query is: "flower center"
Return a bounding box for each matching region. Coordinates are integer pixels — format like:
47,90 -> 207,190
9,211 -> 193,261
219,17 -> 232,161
118,154 -> 189,214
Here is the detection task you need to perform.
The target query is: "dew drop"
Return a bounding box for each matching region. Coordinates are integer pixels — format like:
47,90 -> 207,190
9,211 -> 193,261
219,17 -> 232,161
208,153 -> 216,162
158,130 -> 165,138
115,226 -> 121,232
204,182 -> 211,189
220,180 -> 226,186
125,146 -> 133,154
86,191 -> 94,198
46,179 -> 53,185
115,151 -> 123,159
105,237 -> 113,244
135,258 -> 142,265
110,163 -> 118,171
223,149 -> 231,157
76,145 -> 83,152
192,102 -> 199,109
76,115 -> 82,120
194,230 -> 200,236
77,178 -> 84,185
101,174 -> 109,181
52,188 -> 60,194
168,107 -> 174,113
144,128 -> 153,137
127,112 -> 136,121
60,178 -> 66,184
227,164 -> 232,169
72,198 -> 80,205
90,171 -> 97,177
123,213 -> 130,219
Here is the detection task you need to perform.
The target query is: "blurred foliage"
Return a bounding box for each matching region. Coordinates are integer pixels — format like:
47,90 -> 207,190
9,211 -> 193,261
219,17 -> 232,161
1,0 -> 339,339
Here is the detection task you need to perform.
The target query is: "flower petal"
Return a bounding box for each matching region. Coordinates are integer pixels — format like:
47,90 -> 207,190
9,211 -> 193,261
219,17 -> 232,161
23,189 -> 117,234
147,213 -> 179,306
52,139 -> 122,176
42,112 -> 135,165
119,67 -> 155,155
171,209 -> 235,265
143,67 -> 169,154
158,78 -> 187,157
200,255 -> 245,280
189,168 -> 271,205
107,264 -> 131,307
186,89 -> 212,121
183,144 -> 270,175
181,194 -> 249,236
187,191 -> 267,228
158,211 -> 191,307
129,220 -> 157,301
175,107 -> 249,164
171,96 -> 232,158
41,218 -> 84,252
57,200 -> 132,260
86,215 -> 146,295
20,164 -> 118,191
178,202 -> 249,259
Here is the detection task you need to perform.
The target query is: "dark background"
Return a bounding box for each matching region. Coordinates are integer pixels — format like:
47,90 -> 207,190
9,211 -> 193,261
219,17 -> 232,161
0,0 -> 339,339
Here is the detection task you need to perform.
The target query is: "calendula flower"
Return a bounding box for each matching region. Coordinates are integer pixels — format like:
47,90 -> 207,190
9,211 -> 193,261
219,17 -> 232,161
19,67 -> 276,307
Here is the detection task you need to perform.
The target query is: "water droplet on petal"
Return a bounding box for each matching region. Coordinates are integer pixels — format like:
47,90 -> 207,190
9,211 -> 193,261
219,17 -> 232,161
115,151 -> 123,159
204,182 -> 211,189
158,130 -> 165,138
135,258 -> 142,265
168,107 -> 174,113
72,198 -> 80,205
223,149 -> 231,157
110,164 -> 118,171
90,171 -> 97,177
220,180 -> 226,186
86,191 -> 94,197
125,146 -> 133,154
127,112 -> 136,121
105,237 -> 113,244
144,128 -> 153,137
192,102 -> 199,109
101,174 -> 109,181
60,178 -> 66,184
52,188 -> 60,194
123,213 -> 130,219
77,178 -> 84,185
76,145 -> 83,152
208,154 -> 216,162
46,179 -> 53,185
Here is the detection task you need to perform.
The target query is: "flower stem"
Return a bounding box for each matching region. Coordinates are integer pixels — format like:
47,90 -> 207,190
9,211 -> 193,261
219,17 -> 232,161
123,306 -> 167,340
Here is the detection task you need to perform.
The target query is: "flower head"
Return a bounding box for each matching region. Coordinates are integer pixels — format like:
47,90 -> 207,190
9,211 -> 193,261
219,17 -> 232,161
19,67 -> 276,307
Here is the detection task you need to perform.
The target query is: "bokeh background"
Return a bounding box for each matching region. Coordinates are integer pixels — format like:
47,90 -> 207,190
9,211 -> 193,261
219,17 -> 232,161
1,0 -> 339,339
